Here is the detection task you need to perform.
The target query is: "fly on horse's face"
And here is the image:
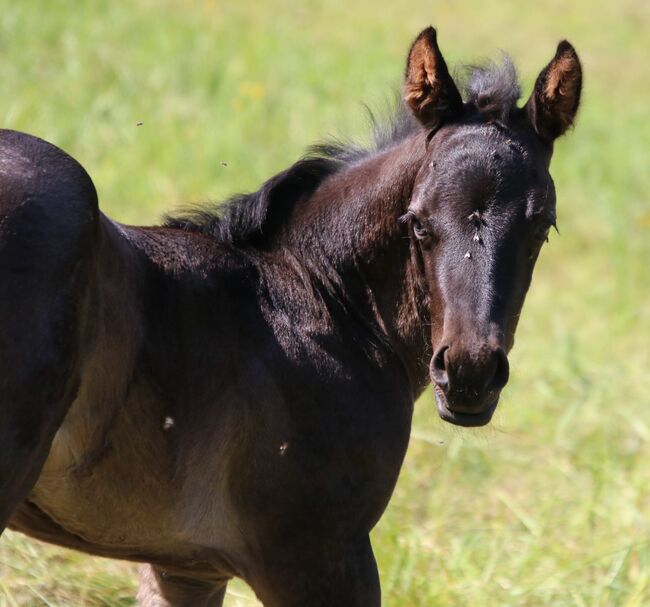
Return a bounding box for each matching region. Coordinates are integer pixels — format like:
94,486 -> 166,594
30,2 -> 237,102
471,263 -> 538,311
402,28 -> 582,426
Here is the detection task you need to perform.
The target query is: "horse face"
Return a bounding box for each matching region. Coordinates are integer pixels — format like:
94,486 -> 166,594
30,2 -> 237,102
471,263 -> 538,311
407,122 -> 556,426
402,27 -> 581,426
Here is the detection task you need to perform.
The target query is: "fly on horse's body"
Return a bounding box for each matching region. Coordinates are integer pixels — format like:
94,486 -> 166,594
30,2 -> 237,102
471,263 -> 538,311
0,28 -> 581,606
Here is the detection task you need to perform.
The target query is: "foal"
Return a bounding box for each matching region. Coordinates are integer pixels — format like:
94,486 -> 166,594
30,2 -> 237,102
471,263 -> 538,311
0,27 -> 581,606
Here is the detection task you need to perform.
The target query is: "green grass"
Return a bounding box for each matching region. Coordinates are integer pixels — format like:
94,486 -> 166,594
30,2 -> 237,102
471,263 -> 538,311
1,0 -> 649,605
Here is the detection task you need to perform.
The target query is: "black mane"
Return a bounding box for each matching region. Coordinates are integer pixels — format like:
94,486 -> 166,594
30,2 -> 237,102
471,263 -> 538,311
463,54 -> 521,121
163,106 -> 420,247
164,155 -> 344,247
164,58 -> 521,246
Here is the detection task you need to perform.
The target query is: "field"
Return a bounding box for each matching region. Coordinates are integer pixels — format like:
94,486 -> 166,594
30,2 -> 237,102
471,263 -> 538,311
1,0 -> 649,605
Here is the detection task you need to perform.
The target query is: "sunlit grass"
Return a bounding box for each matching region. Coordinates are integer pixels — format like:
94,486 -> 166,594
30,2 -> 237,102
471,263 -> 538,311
0,0 -> 649,605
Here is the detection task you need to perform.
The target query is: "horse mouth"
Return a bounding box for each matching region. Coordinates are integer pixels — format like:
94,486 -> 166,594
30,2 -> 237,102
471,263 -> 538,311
433,385 -> 498,427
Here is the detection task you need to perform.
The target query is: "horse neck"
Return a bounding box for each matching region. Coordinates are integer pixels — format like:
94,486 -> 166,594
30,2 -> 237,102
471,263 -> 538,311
287,134 -> 432,394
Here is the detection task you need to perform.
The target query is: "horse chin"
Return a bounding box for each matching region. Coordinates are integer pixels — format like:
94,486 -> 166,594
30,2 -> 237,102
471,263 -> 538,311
433,385 -> 498,428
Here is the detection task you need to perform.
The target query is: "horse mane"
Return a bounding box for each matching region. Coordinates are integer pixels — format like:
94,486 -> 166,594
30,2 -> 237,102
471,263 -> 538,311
164,57 -> 520,247
163,106 -> 419,247
463,54 -> 521,121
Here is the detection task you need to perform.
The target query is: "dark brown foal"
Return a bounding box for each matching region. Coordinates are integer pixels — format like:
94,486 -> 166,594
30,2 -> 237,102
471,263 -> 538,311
0,28 -> 581,606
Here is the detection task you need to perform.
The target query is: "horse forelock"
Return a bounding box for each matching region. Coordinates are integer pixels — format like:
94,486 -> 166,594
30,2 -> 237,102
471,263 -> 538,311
462,54 -> 522,121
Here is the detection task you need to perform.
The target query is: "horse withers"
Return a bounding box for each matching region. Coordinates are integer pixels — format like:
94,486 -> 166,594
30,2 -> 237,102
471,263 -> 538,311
0,27 -> 581,607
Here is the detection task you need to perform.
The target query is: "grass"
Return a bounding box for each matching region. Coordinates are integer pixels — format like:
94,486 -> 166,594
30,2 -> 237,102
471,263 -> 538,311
0,0 -> 649,605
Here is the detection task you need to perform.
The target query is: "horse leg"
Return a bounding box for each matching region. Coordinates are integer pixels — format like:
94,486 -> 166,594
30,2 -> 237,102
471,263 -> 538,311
0,130 -> 98,531
250,535 -> 381,607
137,565 -> 228,607
0,268 -> 84,530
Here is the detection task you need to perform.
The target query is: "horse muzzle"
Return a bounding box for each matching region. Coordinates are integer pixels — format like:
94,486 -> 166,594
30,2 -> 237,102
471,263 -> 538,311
429,343 -> 509,427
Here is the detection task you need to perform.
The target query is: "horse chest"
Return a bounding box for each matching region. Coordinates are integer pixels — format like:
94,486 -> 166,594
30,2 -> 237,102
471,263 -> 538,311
227,362 -> 415,540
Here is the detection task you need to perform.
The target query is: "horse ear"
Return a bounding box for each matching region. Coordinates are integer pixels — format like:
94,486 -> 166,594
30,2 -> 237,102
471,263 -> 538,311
404,27 -> 463,129
525,41 -> 582,143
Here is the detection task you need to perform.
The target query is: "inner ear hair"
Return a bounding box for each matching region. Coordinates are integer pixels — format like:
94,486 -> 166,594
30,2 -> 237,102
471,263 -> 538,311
526,40 -> 582,142
404,27 -> 463,129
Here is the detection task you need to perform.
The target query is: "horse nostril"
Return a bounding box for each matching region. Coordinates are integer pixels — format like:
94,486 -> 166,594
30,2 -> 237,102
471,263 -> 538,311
489,348 -> 510,392
431,345 -> 449,390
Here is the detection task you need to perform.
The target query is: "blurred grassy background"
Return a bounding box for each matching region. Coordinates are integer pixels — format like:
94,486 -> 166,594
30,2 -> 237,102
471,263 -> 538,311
0,0 -> 649,605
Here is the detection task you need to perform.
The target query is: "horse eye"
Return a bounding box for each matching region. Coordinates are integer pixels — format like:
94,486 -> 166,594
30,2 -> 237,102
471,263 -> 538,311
399,211 -> 431,240
412,217 -> 430,240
